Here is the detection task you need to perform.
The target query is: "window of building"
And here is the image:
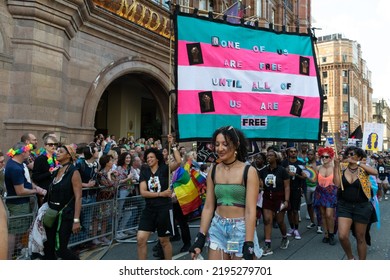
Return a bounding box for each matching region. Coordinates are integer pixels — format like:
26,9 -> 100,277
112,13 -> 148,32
323,102 -> 328,112
180,0 -> 190,12
256,0 -> 262,17
343,83 -> 349,94
322,84 -> 328,96
342,70 -> 348,77
322,57 -> 327,63
322,71 -> 327,78
322,121 -> 328,133
153,0 -> 170,9
342,54 -> 347,62
343,101 -> 349,113
199,0 -> 207,10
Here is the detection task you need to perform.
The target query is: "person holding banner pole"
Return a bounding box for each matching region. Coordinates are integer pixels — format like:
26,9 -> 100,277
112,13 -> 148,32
136,135 -> 181,260
189,126 -> 262,260
334,146 -> 378,260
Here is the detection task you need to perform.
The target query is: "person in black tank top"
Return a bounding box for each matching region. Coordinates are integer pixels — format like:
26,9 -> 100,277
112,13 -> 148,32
43,144 -> 82,260
334,146 -> 378,260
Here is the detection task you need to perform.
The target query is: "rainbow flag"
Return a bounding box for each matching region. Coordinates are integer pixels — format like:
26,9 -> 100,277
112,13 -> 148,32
184,159 -> 207,196
172,166 -> 202,215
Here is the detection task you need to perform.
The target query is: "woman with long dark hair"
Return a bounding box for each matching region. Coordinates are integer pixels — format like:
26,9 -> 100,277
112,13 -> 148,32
116,152 -> 134,238
189,126 -> 262,260
334,146 -> 378,260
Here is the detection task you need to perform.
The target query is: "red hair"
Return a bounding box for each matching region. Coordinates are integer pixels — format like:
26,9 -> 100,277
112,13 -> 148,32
318,147 -> 335,159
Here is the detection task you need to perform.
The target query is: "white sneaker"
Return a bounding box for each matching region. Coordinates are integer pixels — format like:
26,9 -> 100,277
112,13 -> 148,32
280,238 -> 290,249
92,238 -> 102,245
316,226 -> 323,234
100,237 -> 111,245
306,223 -> 316,229
385,196 -> 388,201
124,229 -> 137,236
286,228 -> 295,237
294,230 -> 301,240
116,232 -> 127,239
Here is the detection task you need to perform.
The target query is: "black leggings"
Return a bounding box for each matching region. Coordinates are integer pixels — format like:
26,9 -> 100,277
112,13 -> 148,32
43,216 -> 79,260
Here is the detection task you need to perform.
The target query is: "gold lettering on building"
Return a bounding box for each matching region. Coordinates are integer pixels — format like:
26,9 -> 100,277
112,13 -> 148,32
93,0 -> 172,39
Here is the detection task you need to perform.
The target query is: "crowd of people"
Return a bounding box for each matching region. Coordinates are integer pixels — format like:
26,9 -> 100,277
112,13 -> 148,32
0,127 -> 388,260
0,131 -> 197,259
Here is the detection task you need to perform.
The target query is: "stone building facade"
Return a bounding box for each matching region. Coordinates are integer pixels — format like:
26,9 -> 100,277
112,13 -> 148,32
0,0 -> 311,151
0,0 -> 174,151
316,33 -> 373,141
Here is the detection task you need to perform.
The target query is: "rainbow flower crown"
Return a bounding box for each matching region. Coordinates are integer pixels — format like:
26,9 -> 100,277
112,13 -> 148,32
7,144 -> 34,158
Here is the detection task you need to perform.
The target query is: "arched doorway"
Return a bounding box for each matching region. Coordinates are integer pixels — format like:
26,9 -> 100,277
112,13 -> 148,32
94,74 -> 165,141
81,57 -> 173,142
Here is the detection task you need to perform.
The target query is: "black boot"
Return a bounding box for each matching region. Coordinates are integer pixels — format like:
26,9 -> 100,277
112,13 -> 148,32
153,242 -> 164,259
153,240 -> 162,252
328,233 -> 336,245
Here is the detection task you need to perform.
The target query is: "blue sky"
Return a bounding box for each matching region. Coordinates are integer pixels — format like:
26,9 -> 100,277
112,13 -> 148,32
311,0 -> 390,101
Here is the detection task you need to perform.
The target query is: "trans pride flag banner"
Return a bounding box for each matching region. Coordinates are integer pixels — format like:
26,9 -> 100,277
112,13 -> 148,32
174,12 -> 323,142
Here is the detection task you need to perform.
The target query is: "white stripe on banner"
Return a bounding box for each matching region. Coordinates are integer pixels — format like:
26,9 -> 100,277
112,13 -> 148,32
177,66 -> 319,97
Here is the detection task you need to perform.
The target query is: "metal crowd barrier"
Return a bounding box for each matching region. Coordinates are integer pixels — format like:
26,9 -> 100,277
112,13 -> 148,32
68,186 -> 148,250
3,186 -> 148,259
4,194 -> 38,260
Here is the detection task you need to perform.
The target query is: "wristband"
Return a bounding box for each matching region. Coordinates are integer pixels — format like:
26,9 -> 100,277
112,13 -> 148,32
73,218 -> 80,223
189,232 -> 206,253
242,241 -> 254,260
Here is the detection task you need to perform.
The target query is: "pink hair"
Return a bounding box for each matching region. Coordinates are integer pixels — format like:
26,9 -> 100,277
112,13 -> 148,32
318,147 -> 335,159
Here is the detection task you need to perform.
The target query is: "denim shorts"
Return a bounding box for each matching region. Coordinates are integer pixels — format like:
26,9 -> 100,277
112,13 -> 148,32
208,212 -> 262,258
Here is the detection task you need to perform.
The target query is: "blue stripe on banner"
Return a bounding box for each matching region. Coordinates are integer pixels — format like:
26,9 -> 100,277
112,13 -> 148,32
177,15 -> 313,56
177,114 -> 321,141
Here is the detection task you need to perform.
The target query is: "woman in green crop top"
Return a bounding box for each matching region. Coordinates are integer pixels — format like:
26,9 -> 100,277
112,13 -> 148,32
189,126 -> 262,260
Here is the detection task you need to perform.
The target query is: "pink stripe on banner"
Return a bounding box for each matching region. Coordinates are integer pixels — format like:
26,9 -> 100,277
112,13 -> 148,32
178,91 -> 320,118
177,41 -> 317,77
